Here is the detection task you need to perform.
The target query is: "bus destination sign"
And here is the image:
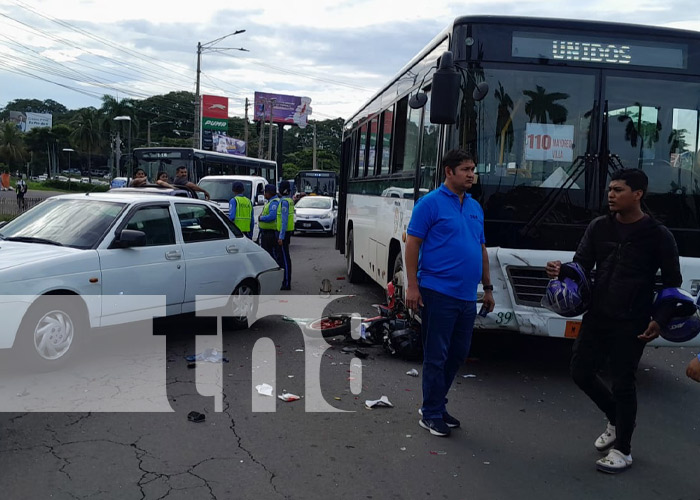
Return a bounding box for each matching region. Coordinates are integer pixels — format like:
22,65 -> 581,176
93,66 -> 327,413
512,32 -> 686,69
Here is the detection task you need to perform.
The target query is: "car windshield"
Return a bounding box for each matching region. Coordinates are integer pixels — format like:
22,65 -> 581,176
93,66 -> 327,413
295,197 -> 332,209
198,179 -> 252,202
0,198 -> 126,249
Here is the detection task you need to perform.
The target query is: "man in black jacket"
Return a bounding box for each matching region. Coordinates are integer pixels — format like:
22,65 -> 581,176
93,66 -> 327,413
546,168 -> 681,474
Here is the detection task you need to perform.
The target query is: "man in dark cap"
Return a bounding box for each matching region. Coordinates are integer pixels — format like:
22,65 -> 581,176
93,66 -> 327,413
228,181 -> 254,239
259,184 -> 281,261
275,180 -> 295,290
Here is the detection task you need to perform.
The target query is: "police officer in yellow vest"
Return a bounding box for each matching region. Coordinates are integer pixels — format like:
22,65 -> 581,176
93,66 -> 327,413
259,184 -> 281,262
276,180 -> 295,290
228,181 -> 254,239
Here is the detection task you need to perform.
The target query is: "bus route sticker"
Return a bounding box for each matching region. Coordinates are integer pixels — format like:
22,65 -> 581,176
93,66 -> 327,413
524,123 -> 574,162
565,320 -> 582,338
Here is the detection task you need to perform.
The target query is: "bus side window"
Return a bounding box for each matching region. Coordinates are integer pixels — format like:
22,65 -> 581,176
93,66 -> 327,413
392,97 -> 408,172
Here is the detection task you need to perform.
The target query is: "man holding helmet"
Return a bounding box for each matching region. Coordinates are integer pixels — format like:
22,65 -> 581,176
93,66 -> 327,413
546,168 -> 682,474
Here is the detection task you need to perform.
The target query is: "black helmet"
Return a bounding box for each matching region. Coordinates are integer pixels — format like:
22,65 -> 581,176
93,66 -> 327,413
383,321 -> 422,360
279,180 -> 291,195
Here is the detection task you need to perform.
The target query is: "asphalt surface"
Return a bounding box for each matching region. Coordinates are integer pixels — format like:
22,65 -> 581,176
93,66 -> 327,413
1,233 -> 699,499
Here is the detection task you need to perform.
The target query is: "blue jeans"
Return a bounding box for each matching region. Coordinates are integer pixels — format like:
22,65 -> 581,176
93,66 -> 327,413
420,286 -> 476,420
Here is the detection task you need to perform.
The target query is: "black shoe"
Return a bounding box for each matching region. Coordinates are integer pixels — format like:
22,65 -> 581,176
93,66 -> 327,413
419,418 -> 451,437
442,411 -> 461,429
419,408 -> 460,429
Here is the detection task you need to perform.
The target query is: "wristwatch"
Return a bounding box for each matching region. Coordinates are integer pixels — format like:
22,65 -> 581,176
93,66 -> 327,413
483,284 -> 494,291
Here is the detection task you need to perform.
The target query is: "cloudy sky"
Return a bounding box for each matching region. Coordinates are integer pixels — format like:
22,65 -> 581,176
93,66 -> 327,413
1,0 -> 700,121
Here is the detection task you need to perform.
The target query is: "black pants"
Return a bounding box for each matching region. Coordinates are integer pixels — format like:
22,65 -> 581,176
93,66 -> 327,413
277,232 -> 292,289
260,229 -> 279,263
570,313 -> 647,455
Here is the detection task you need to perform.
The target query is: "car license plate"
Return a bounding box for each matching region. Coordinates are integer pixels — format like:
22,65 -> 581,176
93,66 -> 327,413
565,320 -> 582,338
303,223 -> 311,228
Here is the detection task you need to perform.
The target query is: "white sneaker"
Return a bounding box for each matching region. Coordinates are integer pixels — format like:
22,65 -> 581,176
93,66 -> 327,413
594,422 -> 616,452
596,449 -> 632,473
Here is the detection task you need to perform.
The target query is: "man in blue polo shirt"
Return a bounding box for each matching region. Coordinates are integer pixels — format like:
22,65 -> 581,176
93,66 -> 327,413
405,149 -> 495,437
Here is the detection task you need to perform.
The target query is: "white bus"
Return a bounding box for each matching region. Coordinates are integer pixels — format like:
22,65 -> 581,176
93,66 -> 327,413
337,16 -> 700,345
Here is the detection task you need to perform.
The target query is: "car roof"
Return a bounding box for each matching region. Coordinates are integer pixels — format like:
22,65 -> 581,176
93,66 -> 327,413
199,175 -> 267,182
48,192 -> 212,204
108,186 -> 197,197
296,195 -> 335,201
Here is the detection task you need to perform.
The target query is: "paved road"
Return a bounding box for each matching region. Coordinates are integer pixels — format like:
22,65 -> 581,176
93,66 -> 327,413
0,234 -> 699,499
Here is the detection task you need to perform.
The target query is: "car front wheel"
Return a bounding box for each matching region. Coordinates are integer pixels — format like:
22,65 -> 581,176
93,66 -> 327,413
225,280 -> 259,330
19,295 -> 87,370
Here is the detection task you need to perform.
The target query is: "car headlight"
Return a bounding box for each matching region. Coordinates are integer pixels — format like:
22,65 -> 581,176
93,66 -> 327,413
319,213 -> 331,220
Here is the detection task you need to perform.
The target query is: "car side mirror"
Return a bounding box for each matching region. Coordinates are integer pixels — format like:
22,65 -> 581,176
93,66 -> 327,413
114,229 -> 146,248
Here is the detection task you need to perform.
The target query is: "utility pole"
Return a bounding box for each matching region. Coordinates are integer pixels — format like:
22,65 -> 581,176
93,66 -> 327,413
267,98 -> 276,160
258,99 -> 266,159
244,98 -> 249,147
194,41 -> 202,149
312,122 -> 317,170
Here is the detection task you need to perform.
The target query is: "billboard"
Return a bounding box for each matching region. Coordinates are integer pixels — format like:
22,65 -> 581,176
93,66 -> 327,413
201,95 -> 229,133
9,111 -> 52,132
254,92 -> 312,128
213,133 -> 246,156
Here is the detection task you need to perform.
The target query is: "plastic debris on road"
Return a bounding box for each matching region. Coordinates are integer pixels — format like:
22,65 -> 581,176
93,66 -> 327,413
429,450 -> 447,455
187,411 -> 206,423
278,393 -> 301,402
365,395 -> 393,409
462,374 -> 477,378
406,369 -> 419,377
255,383 -> 274,396
185,348 -> 228,363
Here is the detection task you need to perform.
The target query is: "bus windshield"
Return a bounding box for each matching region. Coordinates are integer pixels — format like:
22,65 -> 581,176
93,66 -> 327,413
198,179 -> 252,202
296,171 -> 337,196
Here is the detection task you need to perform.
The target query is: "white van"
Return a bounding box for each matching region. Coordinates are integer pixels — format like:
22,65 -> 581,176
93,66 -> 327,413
197,175 -> 269,239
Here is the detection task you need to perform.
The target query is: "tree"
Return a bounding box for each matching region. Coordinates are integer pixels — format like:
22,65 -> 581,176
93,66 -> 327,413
0,122 -> 26,172
70,108 -> 102,180
495,82 -> 514,159
523,85 -> 569,124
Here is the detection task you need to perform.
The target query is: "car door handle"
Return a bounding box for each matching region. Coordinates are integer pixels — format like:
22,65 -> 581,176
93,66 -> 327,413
226,245 -> 239,254
165,250 -> 182,260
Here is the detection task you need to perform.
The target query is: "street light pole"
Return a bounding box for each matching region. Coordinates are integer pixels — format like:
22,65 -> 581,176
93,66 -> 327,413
194,30 -> 247,150
148,120 -> 175,147
114,116 -> 132,180
62,148 -> 74,189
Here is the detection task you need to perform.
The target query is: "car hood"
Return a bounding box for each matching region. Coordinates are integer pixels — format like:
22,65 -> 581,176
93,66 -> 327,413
295,208 -> 332,217
0,241 -> 85,271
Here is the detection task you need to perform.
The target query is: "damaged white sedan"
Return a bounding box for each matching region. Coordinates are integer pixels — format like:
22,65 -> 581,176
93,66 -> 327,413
0,192 -> 282,369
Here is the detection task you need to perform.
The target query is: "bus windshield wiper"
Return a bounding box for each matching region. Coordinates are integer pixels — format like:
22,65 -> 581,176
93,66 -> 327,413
5,236 -> 64,246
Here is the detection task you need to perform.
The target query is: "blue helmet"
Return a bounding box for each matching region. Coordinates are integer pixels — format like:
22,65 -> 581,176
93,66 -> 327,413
653,288 -> 700,343
541,262 -> 591,318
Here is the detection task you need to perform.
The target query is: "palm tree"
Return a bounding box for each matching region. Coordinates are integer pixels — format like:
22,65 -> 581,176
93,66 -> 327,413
523,85 -> 569,124
70,108 -> 102,182
495,82 -> 514,158
0,122 -> 26,172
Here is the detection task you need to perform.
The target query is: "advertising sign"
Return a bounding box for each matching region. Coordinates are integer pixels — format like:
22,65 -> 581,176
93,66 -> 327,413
213,133 -> 246,156
524,123 -> 574,162
9,111 -> 53,132
254,92 -> 312,128
201,95 -> 229,135
201,95 -> 228,119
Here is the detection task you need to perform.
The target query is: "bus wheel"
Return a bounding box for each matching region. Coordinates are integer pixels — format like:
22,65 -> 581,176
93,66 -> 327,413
392,252 -> 404,290
346,229 -> 365,283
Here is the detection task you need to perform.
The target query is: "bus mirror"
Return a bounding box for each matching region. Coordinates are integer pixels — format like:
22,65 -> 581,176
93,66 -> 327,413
473,81 -> 489,102
430,51 -> 461,124
408,92 -> 428,109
